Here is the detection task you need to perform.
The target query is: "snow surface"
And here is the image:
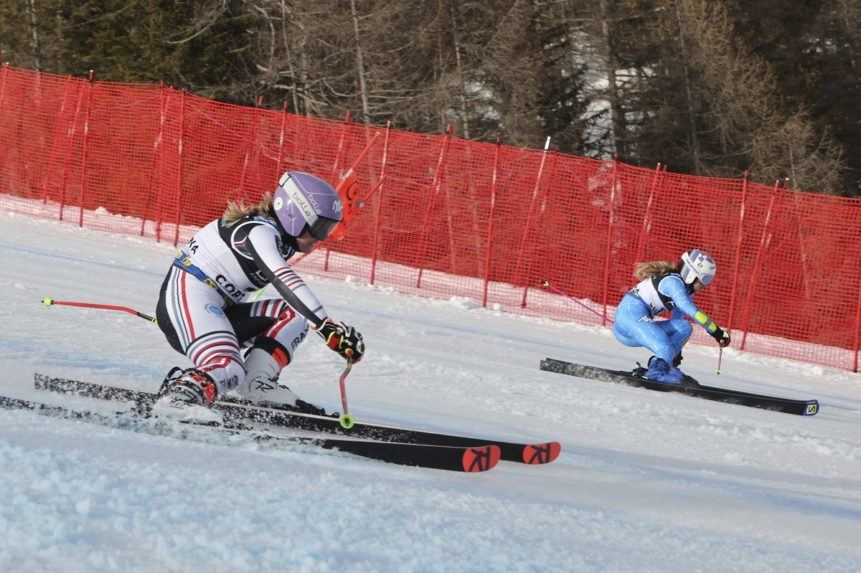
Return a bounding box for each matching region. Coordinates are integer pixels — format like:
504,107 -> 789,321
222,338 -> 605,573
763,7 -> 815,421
1,210 -> 860,573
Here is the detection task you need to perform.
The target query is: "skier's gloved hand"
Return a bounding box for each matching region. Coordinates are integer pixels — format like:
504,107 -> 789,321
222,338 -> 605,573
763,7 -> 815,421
710,326 -> 731,348
317,319 -> 365,363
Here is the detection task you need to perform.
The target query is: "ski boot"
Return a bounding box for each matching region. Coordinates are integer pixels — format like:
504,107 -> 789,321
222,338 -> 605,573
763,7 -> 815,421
154,367 -> 222,423
242,374 -> 327,416
239,347 -> 328,415
644,356 -> 684,385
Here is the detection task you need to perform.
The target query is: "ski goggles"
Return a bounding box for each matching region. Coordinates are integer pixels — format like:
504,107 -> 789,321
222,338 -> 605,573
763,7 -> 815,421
307,216 -> 340,240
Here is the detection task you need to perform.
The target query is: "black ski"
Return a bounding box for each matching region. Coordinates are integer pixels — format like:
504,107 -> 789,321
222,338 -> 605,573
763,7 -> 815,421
539,357 -> 819,416
0,393 -> 500,472
33,373 -> 561,465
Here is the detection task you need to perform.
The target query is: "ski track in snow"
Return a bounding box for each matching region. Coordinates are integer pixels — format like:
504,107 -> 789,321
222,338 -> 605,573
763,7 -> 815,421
1,210 -> 861,573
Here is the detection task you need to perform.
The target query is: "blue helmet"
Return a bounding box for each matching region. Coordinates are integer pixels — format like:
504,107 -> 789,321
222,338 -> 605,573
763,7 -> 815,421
272,171 -> 342,240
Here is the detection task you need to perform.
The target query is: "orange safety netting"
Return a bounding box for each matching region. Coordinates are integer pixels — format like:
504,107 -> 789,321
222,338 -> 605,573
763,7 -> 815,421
2,65 -> 861,372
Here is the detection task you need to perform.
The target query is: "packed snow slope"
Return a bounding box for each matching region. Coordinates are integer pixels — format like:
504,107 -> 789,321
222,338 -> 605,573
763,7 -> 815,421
1,210 -> 860,573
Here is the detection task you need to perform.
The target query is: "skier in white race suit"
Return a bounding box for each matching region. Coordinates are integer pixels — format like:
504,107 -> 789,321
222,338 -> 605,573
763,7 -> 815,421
611,249 -> 731,384
154,171 -> 365,414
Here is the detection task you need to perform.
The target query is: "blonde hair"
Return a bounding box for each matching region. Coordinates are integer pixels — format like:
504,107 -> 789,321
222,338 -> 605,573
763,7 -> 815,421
222,193 -> 274,225
634,260 -> 680,280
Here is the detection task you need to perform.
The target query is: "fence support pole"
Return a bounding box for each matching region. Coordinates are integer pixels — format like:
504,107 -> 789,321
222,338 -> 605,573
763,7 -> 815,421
482,137 -> 502,308
0,64 -> 8,194
600,159 -> 619,326
853,266 -> 861,372
852,263 -> 861,372
237,95 -> 264,202
275,101 -> 289,176
369,122 -> 391,285
515,137 -> 551,308
530,152 -> 560,309
634,163 -> 662,263
0,63 -> 7,108
415,126 -> 453,289
172,91 -> 186,247
140,82 -> 166,237
59,78 -> 86,222
790,186 -> 813,301
77,70 -> 95,228
331,111 -> 352,179
325,111 -> 353,272
726,171 -> 749,333
740,180 -> 779,350
41,75 -> 72,205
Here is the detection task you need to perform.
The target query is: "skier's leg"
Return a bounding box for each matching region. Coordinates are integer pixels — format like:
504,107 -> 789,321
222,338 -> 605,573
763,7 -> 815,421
155,267 -> 245,405
612,295 -> 651,348
613,296 -> 674,359
612,297 -> 682,383
626,321 -> 678,364
654,318 -> 692,366
636,321 -> 684,384
226,300 -> 324,413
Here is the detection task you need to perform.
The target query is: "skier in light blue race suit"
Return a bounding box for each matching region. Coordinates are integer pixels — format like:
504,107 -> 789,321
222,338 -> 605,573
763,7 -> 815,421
612,249 -> 731,384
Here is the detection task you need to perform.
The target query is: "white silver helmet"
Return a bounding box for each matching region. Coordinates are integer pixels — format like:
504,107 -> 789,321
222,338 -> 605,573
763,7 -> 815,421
680,249 -> 716,286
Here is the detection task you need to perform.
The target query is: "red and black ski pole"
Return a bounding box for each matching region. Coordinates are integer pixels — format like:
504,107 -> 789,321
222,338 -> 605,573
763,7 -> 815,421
41,297 -> 157,324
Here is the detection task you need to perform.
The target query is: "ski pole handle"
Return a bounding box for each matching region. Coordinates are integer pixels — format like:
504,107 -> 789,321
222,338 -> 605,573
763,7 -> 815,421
338,361 -> 355,429
41,297 -> 157,324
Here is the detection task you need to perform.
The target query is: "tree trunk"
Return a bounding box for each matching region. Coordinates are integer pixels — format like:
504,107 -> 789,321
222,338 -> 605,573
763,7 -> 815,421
349,0 -> 370,124
674,0 -> 702,172
26,0 -> 41,69
447,1 -> 470,139
598,0 -> 625,157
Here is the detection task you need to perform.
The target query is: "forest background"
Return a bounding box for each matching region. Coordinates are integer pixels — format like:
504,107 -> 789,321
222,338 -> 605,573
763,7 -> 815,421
1,0 -> 858,196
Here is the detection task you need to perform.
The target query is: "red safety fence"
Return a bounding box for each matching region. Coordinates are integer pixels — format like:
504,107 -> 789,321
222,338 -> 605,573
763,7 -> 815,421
3,65 -> 861,372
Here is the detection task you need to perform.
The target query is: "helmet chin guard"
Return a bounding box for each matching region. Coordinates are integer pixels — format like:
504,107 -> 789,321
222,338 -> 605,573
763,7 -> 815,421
680,249 -> 716,286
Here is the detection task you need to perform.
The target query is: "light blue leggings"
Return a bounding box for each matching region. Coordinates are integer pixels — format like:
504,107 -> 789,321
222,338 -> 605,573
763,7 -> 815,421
612,294 -> 692,363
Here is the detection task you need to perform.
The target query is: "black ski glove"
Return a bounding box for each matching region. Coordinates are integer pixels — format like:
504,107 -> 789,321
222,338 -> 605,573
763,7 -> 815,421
710,326 -> 731,348
317,319 -> 365,362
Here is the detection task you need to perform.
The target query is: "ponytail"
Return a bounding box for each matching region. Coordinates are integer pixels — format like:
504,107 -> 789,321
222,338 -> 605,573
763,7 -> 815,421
634,260 -> 681,280
222,193 -> 274,226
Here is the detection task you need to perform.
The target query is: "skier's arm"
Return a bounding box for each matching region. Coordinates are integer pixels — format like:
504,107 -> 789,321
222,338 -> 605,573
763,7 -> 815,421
246,225 -> 328,328
245,225 -> 365,361
660,277 -> 730,346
